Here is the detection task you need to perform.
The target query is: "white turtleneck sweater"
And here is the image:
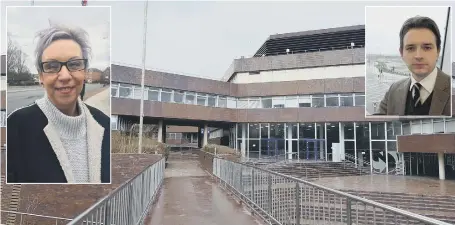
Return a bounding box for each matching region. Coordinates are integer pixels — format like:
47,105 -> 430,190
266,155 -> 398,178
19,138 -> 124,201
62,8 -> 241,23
36,96 -> 89,183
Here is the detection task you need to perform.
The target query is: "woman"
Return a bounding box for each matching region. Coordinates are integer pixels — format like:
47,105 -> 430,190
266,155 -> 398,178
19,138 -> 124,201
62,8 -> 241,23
7,25 -> 110,183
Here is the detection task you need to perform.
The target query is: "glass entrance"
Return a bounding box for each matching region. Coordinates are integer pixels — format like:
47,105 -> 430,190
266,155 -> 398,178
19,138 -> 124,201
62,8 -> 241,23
298,139 -> 325,160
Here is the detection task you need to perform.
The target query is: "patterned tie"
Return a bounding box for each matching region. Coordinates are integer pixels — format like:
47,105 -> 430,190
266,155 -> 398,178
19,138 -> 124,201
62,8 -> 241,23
412,83 -> 422,107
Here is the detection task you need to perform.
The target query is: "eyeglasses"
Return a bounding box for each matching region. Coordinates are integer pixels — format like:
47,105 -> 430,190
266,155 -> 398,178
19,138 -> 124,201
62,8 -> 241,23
41,59 -> 88,73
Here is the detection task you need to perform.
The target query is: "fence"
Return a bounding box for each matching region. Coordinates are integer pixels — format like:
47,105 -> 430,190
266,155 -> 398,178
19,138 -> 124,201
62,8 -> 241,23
213,157 -> 451,225
67,157 -> 165,225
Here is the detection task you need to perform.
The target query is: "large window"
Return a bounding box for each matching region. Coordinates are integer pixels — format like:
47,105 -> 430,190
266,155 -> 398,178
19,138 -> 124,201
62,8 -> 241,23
285,96 -> 298,108
118,84 -> 133,98
298,96 -> 311,107
174,90 -> 184,103
325,94 -> 339,107
111,115 -> 118,130
354,94 -> 365,106
272,97 -> 285,108
161,89 -> 172,102
148,88 -> 159,101
340,94 -> 354,106
218,96 -> 227,108
312,95 -> 324,107
371,122 -> 385,140
197,93 -> 207,106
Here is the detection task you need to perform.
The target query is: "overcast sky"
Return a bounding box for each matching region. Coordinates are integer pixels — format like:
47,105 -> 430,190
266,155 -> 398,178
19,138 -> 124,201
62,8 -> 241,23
5,5 -> 110,74
1,1 -> 454,79
366,6 -> 450,56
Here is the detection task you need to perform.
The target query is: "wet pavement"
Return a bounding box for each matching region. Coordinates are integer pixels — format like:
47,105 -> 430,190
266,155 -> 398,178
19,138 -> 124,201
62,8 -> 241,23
147,157 -> 263,225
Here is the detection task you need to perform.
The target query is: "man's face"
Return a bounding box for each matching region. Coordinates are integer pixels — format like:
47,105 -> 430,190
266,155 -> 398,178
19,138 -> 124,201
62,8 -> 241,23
400,28 -> 440,79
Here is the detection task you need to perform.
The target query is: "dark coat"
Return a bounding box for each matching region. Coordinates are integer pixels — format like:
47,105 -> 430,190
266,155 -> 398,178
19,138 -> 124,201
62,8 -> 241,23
7,102 -> 110,183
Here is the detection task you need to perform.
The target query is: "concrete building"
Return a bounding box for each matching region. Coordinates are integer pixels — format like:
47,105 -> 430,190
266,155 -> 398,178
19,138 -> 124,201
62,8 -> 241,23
111,25 -> 455,180
1,55 -> 6,148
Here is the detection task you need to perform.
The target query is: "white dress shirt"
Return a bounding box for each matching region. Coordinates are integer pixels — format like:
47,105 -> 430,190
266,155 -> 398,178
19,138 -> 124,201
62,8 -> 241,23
409,67 -> 438,104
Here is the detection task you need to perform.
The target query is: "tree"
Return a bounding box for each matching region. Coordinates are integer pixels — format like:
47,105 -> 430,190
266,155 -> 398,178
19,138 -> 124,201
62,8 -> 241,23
7,33 -> 29,74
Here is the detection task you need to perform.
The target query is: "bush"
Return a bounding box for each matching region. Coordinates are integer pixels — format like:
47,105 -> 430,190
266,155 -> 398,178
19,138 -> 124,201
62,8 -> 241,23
112,131 -> 170,160
202,144 -> 239,156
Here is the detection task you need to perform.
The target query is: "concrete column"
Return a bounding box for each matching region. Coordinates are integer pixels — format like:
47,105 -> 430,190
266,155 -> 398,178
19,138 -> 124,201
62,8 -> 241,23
438,152 -> 446,180
287,124 -> 293,160
241,123 -> 247,158
339,123 -> 345,161
203,124 -> 208,147
157,120 -> 163,143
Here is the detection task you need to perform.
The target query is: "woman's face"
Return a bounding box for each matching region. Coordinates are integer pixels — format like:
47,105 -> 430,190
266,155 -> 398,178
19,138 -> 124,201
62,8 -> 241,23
40,39 -> 86,109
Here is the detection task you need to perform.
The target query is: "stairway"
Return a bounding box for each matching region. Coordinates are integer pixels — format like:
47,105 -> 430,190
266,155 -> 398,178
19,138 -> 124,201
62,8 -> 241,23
5,184 -> 22,225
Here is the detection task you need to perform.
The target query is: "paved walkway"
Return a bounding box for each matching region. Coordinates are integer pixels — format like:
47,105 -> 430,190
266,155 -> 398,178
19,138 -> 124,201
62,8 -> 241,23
84,88 -> 109,116
147,157 -> 263,225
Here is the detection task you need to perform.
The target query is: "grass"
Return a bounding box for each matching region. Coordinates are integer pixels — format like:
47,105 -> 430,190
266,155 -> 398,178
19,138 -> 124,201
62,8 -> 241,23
112,131 -> 170,160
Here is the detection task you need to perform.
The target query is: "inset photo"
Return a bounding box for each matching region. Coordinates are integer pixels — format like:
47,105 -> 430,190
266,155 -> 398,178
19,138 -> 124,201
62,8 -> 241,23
365,6 -> 452,118
6,6 -> 111,184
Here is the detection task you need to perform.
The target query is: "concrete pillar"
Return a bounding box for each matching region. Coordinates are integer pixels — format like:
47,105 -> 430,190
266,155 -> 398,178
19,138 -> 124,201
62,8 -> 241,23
203,124 -> 208,147
241,123 -> 247,158
339,123 -> 345,161
157,120 -> 163,143
438,152 -> 446,180
198,127 -> 202,148
287,124 -> 293,160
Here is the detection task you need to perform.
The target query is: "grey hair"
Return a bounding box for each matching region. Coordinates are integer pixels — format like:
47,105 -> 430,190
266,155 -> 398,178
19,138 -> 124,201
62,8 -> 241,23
35,25 -> 91,73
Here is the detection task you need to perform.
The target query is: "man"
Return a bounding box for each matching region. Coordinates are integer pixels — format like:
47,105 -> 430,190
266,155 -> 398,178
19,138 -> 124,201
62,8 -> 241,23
377,16 -> 451,116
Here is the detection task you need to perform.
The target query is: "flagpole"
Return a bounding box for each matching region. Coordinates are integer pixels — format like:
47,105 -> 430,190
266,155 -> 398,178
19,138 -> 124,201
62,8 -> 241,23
138,0 -> 149,154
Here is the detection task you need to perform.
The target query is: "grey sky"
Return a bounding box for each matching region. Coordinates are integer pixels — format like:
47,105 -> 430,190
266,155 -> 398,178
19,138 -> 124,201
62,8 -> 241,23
366,6 -> 451,56
2,1 -> 455,80
4,5 -> 110,73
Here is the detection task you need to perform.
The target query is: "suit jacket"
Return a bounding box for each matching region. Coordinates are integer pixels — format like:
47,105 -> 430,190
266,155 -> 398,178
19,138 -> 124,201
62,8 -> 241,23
378,69 -> 452,116
7,102 -> 111,183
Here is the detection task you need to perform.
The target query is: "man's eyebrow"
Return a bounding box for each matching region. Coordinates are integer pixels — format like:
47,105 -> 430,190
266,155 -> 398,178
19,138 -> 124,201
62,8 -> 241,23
422,43 -> 434,46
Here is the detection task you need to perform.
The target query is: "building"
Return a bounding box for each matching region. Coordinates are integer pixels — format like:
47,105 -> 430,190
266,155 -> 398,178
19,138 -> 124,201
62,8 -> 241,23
1,55 -> 6,148
111,25 -> 455,180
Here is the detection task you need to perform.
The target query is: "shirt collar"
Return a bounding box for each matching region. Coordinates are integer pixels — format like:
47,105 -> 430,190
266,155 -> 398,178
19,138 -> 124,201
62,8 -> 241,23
410,66 -> 438,93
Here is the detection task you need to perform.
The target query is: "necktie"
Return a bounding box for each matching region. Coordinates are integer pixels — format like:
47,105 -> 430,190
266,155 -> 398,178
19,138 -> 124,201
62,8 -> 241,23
412,83 -> 422,107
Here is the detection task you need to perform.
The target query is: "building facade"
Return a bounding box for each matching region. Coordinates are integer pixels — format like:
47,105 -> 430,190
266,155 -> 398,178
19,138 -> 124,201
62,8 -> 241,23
111,25 -> 455,179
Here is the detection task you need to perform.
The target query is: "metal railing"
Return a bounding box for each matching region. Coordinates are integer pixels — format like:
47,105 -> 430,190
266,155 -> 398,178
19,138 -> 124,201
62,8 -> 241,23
213,157 -> 451,225
67,157 -> 165,225
1,210 -> 72,225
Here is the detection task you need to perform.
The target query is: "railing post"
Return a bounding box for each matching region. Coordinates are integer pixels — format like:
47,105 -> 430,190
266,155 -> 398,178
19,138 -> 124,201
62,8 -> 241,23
295,182 -> 301,225
127,184 -> 134,225
251,169 -> 255,203
346,198 -> 352,225
268,173 -> 272,214
104,200 -> 112,225
240,166 -> 244,196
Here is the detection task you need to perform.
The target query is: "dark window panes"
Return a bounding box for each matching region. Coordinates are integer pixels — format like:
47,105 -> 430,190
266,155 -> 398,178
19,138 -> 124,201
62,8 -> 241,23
371,122 -> 385,140
312,95 -> 324,108
208,96 -> 216,107
174,91 -> 184,103
261,123 -> 269,139
270,123 -> 284,139
340,94 -> 354,106
344,122 -> 355,139
249,123 -> 260,138
299,123 -> 315,139
218,97 -> 227,108
262,98 -> 272,108
148,90 -> 159,101
161,91 -> 172,102
325,95 -> 339,107
355,95 -> 365,106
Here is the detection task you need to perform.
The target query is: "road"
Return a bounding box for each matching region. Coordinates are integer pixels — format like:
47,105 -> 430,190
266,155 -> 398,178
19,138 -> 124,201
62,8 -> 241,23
6,83 -> 104,114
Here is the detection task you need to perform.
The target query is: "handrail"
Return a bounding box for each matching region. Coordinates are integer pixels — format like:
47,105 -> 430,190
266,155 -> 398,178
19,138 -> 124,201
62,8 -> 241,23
67,157 -> 165,225
214,156 -> 451,225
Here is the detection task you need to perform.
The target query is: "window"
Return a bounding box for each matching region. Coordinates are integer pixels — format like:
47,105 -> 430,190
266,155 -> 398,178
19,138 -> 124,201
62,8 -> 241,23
272,97 -> 285,108
207,95 -> 216,107
371,122 -> 386,140
227,97 -> 236,108
133,87 -> 143,99
340,94 -> 354,106
174,90 -> 184,103
262,98 -> 272,108
186,92 -> 196,104
237,98 -> 248,108
285,96 -> 298,108
298,96 -> 311,107
312,95 -> 324,107
218,96 -> 227,108
118,84 -> 133,98
111,115 -> 118,130
161,89 -> 172,102
148,88 -> 159,101
111,85 -> 118,97
421,119 -> 433,134
325,94 -> 339,107
197,93 -> 207,106
355,94 -> 365,106
248,98 -> 261,108
433,119 -> 445,133
446,119 -> 455,133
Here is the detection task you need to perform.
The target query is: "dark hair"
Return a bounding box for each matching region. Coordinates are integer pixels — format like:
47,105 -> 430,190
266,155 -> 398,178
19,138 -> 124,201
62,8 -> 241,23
399,16 -> 441,51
